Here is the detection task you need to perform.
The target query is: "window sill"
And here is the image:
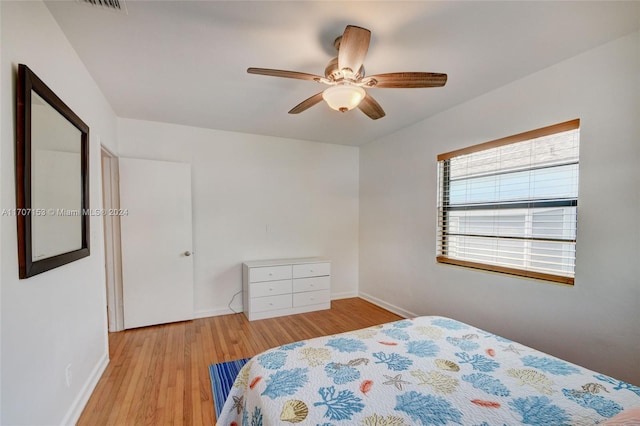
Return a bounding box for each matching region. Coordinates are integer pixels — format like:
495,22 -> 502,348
436,256 -> 575,285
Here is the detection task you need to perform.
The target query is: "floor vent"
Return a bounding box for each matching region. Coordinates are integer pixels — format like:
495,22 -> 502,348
79,0 -> 128,14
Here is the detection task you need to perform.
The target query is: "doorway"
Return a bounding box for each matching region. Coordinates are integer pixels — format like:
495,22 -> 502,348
101,146 -> 124,331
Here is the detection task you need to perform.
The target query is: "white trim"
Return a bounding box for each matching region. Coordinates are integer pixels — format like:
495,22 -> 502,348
60,353 -> 109,426
331,291 -> 358,300
194,307 -> 241,319
100,143 -> 117,158
247,303 -> 331,321
194,290 -> 359,320
101,146 -> 124,332
358,292 -> 416,319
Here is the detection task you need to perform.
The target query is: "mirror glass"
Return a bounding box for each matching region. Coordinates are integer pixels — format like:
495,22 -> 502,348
16,64 -> 90,279
31,90 -> 83,260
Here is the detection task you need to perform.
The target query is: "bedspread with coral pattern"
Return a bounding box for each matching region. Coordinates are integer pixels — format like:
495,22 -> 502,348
216,316 -> 640,425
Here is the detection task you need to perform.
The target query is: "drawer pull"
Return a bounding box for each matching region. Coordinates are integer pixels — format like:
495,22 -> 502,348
268,273 -> 273,276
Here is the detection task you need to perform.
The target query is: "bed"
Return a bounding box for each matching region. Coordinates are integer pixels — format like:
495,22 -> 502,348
216,316 -> 640,425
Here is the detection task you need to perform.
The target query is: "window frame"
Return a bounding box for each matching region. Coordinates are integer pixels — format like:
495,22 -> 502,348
436,119 -> 580,285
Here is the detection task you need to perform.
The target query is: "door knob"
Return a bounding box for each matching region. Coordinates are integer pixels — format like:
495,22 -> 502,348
184,251 -> 192,256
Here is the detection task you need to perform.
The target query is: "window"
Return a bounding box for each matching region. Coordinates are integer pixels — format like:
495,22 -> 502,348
437,119 -> 580,284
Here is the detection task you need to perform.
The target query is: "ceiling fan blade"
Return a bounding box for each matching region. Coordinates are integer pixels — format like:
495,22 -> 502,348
338,25 -> 371,74
365,72 -> 448,88
358,93 -> 385,120
247,68 -> 323,82
288,92 -> 324,114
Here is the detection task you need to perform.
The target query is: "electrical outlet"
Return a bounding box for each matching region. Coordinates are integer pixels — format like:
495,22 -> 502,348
65,363 -> 72,387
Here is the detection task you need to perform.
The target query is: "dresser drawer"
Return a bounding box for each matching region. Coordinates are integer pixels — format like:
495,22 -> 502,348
292,262 -> 330,279
293,289 -> 330,307
249,265 -> 292,283
250,279 -> 292,298
251,294 -> 292,313
293,276 -> 330,293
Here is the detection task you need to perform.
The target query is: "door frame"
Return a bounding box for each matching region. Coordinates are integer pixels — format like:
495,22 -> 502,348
101,146 -> 124,332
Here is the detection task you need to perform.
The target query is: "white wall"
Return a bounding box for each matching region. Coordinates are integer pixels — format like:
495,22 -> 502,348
360,32 -> 640,385
0,2 -> 4,417
1,1 -> 117,424
117,118 -> 359,318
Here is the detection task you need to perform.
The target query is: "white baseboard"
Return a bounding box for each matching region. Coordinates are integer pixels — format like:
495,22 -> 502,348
194,307 -> 242,318
358,292 -> 417,319
60,352 -> 109,426
331,291 -> 358,300
194,291 -> 359,319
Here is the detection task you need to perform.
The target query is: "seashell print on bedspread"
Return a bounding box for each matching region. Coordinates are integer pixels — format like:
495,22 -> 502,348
216,316 -> 640,425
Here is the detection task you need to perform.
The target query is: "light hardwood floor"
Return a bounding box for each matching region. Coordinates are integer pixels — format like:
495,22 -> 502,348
77,298 -> 402,425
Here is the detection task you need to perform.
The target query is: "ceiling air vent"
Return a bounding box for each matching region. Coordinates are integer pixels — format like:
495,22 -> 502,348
79,0 -> 128,14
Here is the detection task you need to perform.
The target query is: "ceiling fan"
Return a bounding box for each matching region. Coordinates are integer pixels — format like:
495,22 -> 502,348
247,25 -> 447,120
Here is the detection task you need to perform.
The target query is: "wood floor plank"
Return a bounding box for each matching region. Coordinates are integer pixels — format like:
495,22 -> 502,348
77,297 -> 402,425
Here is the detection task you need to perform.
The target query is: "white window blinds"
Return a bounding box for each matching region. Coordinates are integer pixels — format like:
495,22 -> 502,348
437,119 -> 580,284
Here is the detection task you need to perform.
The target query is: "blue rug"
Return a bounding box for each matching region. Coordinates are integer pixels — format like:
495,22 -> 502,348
209,357 -> 250,418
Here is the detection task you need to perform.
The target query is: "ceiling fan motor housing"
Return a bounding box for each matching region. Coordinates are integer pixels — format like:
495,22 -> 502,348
324,57 -> 364,82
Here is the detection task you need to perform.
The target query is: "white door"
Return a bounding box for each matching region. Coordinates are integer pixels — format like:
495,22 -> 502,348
119,158 -> 194,329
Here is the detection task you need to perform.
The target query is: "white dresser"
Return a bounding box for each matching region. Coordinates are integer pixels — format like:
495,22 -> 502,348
242,258 -> 331,321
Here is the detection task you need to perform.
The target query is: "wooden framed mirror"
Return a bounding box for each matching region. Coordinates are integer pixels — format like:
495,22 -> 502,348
16,64 -> 90,278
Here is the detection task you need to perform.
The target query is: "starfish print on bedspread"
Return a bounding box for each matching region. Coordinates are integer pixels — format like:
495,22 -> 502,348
231,395 -> 243,414
383,374 -> 411,390
501,344 -> 523,355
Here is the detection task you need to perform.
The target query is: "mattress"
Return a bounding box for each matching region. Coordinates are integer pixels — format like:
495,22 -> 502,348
216,316 -> 640,425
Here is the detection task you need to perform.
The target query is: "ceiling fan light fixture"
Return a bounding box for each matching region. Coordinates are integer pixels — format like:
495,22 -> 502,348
248,25 -> 447,119
322,84 -> 365,112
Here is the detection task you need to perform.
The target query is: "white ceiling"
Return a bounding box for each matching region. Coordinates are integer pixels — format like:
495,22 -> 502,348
45,1 -> 639,146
